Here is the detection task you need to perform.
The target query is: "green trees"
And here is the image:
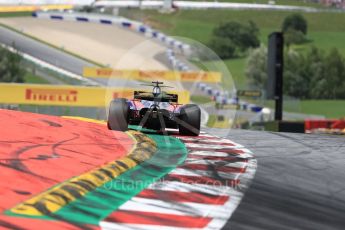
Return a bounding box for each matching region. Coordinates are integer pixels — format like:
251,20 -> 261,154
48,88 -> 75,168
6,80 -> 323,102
245,46 -> 345,99
282,13 -> 308,35
297,47 -> 345,99
282,14 -> 308,47
283,49 -> 309,98
208,37 -> 236,59
209,21 -> 260,59
245,46 -> 267,89
284,28 -> 307,47
0,46 -> 25,83
322,48 -> 345,98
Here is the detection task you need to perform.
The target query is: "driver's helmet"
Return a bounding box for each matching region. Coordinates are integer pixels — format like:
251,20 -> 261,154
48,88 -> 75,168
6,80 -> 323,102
153,86 -> 161,96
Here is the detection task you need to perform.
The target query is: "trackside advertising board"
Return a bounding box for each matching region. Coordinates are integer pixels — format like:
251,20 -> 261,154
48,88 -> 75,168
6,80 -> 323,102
0,5 -> 73,12
0,83 -> 190,106
83,67 -> 222,83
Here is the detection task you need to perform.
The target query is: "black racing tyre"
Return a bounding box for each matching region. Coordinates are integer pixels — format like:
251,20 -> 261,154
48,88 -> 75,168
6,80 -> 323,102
179,104 -> 201,136
107,98 -> 129,131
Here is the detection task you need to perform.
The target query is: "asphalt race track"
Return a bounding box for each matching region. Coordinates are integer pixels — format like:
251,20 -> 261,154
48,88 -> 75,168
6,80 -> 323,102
0,26 -> 148,87
1,14 -> 345,230
0,25 -> 111,87
207,128 -> 345,230
0,26 -> 93,76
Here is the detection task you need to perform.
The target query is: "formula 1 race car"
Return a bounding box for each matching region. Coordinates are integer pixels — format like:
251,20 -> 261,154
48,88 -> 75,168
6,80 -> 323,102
107,81 -> 201,136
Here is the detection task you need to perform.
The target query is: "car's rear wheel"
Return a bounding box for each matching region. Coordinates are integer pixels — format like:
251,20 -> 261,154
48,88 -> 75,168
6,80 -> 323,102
179,104 -> 201,136
108,98 -> 129,131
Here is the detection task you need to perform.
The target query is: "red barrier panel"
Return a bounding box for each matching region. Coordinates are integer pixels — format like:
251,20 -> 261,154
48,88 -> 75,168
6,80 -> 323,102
305,119 -> 335,131
305,119 -> 345,133
332,120 -> 345,129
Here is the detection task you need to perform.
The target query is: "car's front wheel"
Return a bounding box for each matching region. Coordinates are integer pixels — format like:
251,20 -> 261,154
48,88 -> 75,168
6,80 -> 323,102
107,98 -> 129,131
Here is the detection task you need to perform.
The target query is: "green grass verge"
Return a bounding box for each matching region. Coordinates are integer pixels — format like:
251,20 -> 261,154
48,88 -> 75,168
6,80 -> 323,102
24,72 -> 50,84
190,95 -> 213,104
207,114 -> 217,127
297,100 -> 345,119
125,9 -> 345,41
207,114 -> 231,128
202,57 -> 247,89
0,23 -> 104,67
122,9 -> 345,88
0,12 -> 32,18
264,100 -> 345,118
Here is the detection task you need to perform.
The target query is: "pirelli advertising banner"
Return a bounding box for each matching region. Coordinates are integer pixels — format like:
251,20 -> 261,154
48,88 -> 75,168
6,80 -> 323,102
83,67 -> 222,83
0,83 -> 190,107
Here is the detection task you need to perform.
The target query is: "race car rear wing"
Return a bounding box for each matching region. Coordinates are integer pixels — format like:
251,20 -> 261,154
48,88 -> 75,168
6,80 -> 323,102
134,91 -> 178,103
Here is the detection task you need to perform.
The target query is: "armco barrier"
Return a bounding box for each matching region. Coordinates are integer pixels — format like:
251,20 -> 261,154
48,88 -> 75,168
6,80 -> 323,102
32,11 -> 191,54
0,83 -> 190,106
83,67 -> 222,83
